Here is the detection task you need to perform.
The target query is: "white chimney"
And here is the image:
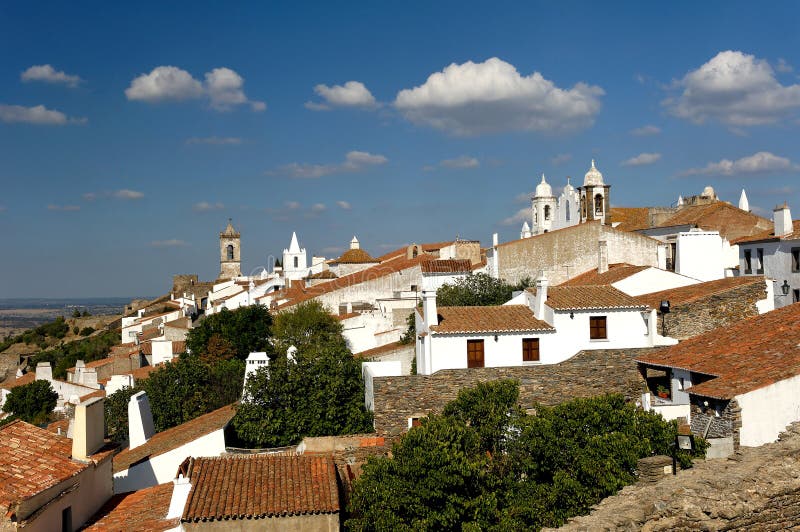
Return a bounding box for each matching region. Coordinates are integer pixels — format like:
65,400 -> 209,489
534,274 -> 548,319
422,289 -> 438,327
350,236 -> 360,250
167,475 -> 193,519
774,204 -> 793,237
35,362 -> 52,382
72,397 -> 105,461
492,232 -> 499,248
128,391 -> 155,449
598,240 -> 609,274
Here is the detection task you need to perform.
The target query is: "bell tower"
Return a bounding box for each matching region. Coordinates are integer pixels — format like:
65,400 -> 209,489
578,160 -> 611,225
219,219 -> 242,280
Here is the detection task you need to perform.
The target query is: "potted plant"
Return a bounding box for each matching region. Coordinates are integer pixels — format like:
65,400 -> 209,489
656,384 -> 670,399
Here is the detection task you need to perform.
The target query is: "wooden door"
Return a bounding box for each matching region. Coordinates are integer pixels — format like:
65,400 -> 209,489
467,339 -> 484,368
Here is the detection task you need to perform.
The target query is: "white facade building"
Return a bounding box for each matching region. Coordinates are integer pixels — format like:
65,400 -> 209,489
282,232 -> 309,281
521,163 -> 591,238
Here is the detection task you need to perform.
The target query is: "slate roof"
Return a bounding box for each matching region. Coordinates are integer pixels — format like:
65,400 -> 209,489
420,259 -> 472,274
528,285 -> 650,310
655,202 -> 772,242
113,404 -> 235,473
560,263 -> 651,286
733,219 -> 800,244
430,305 -> 554,334
636,302 -> 800,399
181,455 -> 339,522
83,482 -> 178,531
636,276 -> 766,309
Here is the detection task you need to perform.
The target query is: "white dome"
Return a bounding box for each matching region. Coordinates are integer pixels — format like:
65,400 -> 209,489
562,176 -> 574,192
702,186 -> 716,198
535,174 -> 553,197
583,159 -> 604,186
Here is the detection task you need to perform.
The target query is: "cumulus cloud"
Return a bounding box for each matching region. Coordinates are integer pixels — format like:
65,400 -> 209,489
126,66 -> 264,111
310,203 -> 327,213
665,51 -> 800,126
394,57 -> 604,136
631,125 -> 661,136
276,150 -> 388,178
151,239 -> 189,248
551,153 -> 572,166
185,136 -> 242,145
21,65 -> 83,87
622,152 -> 662,166
47,204 -> 80,211
776,58 -> 793,73
193,201 -> 224,212
501,207 -> 530,226
679,151 -> 798,176
336,200 -> 352,210
305,81 -> 377,110
0,104 -> 86,125
285,201 -> 301,210
113,189 -> 144,200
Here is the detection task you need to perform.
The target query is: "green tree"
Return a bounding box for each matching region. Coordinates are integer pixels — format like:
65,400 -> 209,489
398,310 -> 416,345
271,300 -> 345,352
2,380 -> 58,425
79,326 -> 95,336
185,305 -> 273,360
436,273 -> 520,307
72,309 -> 82,318
104,386 -> 140,442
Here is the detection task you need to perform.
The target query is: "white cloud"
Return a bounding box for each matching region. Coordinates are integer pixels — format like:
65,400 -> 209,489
336,200 -> 352,210
622,152 -> 662,166
680,151 -> 798,176
501,207 -> 530,226
47,204 -> 80,211
305,81 -> 377,110
113,189 -> 144,200
0,104 -> 86,125
126,66 -> 264,111
285,201 -> 301,210
394,57 -> 604,136
21,65 -> 83,87
151,239 -> 189,248
631,125 -> 661,136
193,201 -> 224,212
185,136 -> 242,145
551,153 -> 572,166
776,58 -> 794,73
665,50 -> 800,126
440,155 -> 479,169
310,203 -> 327,213
277,150 -> 388,178
82,192 -> 97,201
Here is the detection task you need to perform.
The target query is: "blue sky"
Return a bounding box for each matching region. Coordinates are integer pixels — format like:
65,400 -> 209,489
2,1 -> 800,298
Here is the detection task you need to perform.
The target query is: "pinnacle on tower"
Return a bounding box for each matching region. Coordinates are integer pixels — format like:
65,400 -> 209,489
739,189 -> 750,212
288,232 -> 301,253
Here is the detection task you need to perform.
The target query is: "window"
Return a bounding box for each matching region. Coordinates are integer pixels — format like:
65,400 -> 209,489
409,417 -> 423,428
794,289 -> 800,303
793,248 -> 800,272
293,256 -> 298,268
594,194 -> 603,215
467,339 -> 485,368
226,244 -> 234,260
589,316 -> 607,340
544,205 -> 551,221
522,338 -> 539,362
756,248 -> 764,274
62,507 -> 72,532
565,200 -> 570,221
581,196 -> 586,218
744,249 -> 752,274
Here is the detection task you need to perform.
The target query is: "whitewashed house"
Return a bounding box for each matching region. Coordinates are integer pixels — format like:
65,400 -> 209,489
561,262 -> 700,296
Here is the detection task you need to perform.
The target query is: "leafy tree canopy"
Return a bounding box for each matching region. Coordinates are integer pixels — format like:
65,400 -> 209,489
436,273 -> 531,307
185,304 -> 273,361
347,381 -> 707,531
271,300 -> 346,352
2,380 -> 58,425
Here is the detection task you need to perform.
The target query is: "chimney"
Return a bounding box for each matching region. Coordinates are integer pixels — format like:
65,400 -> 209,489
422,289 -> 438,327
128,391 -> 155,449
167,474 -> 193,519
35,362 -> 52,382
72,397 -> 105,461
598,240 -> 609,274
534,274 -> 548,319
774,204 -> 792,237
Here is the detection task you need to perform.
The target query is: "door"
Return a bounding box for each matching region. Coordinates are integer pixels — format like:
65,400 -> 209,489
467,339 -> 485,368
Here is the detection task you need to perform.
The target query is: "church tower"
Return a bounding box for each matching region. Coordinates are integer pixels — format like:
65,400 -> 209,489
219,219 -> 242,280
578,160 -> 611,225
531,174 -> 557,235
282,232 -> 308,282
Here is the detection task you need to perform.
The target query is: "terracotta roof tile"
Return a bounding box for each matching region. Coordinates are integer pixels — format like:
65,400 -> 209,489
733,219 -> 800,244
138,328 -> 163,342
375,241 -> 454,262
130,364 -> 159,381
420,259 -> 472,274
182,454 -> 339,522
354,341 -> 407,358
528,285 -> 650,310
611,207 -> 652,232
164,316 -> 191,329
84,482 -> 178,531
636,276 -> 766,309
636,302 -> 800,399
431,305 -> 554,334
560,263 -> 650,286
308,269 -> 338,279
0,372 -> 35,390
113,404 -> 235,473
656,202 -> 772,242
333,248 -> 379,264
0,420 -> 86,508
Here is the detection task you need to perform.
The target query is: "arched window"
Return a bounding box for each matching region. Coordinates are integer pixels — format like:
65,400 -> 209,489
534,210 -> 538,224
293,256 -> 299,268
544,205 -> 551,221
580,196 -> 586,218
412,247 -> 418,258
226,244 -> 234,260
565,200 -> 571,221
594,194 -> 603,215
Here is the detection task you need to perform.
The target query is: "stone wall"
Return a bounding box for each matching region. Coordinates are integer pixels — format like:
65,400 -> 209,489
658,281 -> 765,340
372,348 -> 652,435
172,274 -> 214,303
554,422 -> 800,531
690,398 -> 742,448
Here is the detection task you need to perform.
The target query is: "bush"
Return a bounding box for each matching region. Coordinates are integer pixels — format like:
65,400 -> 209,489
79,327 -> 95,336
186,305 -> 273,361
2,380 -> 58,425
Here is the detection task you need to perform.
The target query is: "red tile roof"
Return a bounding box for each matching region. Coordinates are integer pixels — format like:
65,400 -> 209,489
0,420 -> 86,508
528,285 -> 650,310
655,202 -> 772,242
611,207 -> 652,232
0,372 -> 35,391
733,219 -> 800,244
420,259 -> 472,274
430,305 -> 554,334
375,241 -> 454,262
113,404 -> 235,473
636,302 -> 800,399
182,454 -> 339,522
84,482 -> 178,531
333,248 -> 379,264
636,276 -> 766,309
139,327 -> 163,341
560,263 -> 651,286
308,269 -> 338,279
354,340 -> 407,358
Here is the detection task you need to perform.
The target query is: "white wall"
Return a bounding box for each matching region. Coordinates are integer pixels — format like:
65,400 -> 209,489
362,361 -> 403,411
547,308 -> 653,354
113,428 -> 226,493
737,373 -> 800,447
613,268 -> 699,296
676,231 -> 725,282
739,239 -> 800,309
